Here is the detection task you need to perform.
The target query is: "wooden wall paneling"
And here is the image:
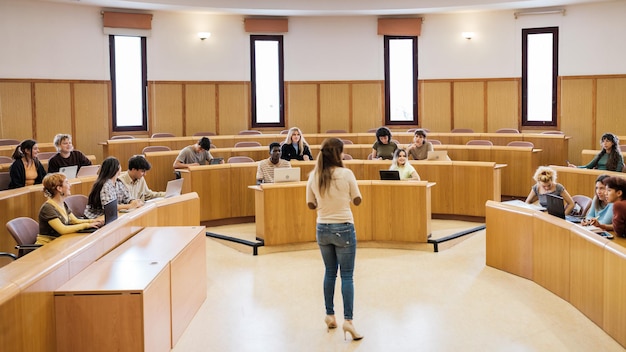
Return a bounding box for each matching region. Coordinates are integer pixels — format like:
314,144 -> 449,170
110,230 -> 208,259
185,83 -> 217,136
34,82 -> 72,143
150,83 -> 183,137
73,83 -> 109,162
217,83 -> 249,135
352,82 -> 383,133
420,81 -> 451,132
0,82 -> 33,140
452,81 -> 484,133
560,78 -> 594,164
596,77 -> 626,138
319,83 -> 349,133
486,80 -> 519,132
285,83 -> 318,133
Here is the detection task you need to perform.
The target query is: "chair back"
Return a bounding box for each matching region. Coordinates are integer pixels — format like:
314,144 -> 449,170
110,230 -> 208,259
540,130 -> 564,134
391,139 -> 401,146
234,141 -> 262,148
0,172 -> 10,191
366,128 -> 378,133
151,133 -> 175,138
111,135 -> 135,140
429,139 -> 442,145
466,140 -> 493,146
507,141 -> 534,148
341,139 -> 354,145
0,139 -> 20,146
571,195 -> 592,218
37,152 -> 57,160
279,130 -> 289,134
0,156 -> 13,163
451,128 -> 474,133
326,129 -> 347,133
193,131 -> 216,136
343,154 -> 353,160
367,153 -> 373,160
6,217 -> 40,257
495,128 -> 520,133
228,156 -> 255,163
619,145 -> 626,152
142,146 -> 171,154
238,130 -> 262,135
64,194 -> 88,219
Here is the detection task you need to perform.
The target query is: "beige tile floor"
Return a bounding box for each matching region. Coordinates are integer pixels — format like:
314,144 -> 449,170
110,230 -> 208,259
172,223 -> 624,352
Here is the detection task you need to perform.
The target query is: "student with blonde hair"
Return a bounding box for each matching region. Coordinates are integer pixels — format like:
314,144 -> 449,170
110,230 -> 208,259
281,127 -> 313,161
525,166 -> 575,214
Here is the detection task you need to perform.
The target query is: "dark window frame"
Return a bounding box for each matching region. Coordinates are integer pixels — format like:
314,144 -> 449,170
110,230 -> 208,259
384,35 -> 418,126
109,35 -> 148,132
250,35 -> 285,128
521,27 -> 559,127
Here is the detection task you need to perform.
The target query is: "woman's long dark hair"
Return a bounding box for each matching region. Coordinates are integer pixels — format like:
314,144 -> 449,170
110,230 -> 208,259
12,139 -> 43,169
314,138 -> 344,195
591,133 -> 621,171
88,157 -> 120,209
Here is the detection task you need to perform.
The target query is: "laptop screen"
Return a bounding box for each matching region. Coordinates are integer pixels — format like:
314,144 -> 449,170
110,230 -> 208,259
379,170 -> 401,180
427,150 -> 449,161
104,199 -> 118,225
274,167 -> 300,183
545,193 -> 565,219
164,178 -> 183,198
59,165 -> 78,179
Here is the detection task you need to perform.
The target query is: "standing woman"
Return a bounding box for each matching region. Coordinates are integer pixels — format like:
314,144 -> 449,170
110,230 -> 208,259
281,127 -> 313,161
568,133 -> 624,171
8,139 -> 46,189
306,138 -> 363,341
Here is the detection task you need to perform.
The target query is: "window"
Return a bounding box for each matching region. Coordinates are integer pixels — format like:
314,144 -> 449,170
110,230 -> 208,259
384,36 -> 418,125
522,27 -> 558,127
109,35 -> 148,131
250,35 -> 284,128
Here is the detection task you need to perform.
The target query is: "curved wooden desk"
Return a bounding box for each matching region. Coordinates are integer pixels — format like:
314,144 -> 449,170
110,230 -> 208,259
486,200 -> 626,348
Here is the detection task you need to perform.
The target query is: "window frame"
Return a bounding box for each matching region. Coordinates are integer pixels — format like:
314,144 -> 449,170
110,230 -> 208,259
384,35 -> 418,126
250,35 -> 285,128
109,35 -> 148,132
521,27 -> 559,127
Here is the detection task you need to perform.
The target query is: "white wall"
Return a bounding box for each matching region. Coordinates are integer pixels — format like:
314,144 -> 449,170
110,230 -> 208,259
0,0 -> 624,81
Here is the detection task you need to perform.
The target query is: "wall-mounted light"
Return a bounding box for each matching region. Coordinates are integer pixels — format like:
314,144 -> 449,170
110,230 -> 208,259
461,32 -> 475,40
197,32 -> 211,40
514,8 -> 565,19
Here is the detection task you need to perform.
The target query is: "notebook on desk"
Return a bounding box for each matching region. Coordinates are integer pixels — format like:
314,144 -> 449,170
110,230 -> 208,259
546,193 -> 582,223
274,167 -> 300,183
59,165 -> 78,179
379,170 -> 401,180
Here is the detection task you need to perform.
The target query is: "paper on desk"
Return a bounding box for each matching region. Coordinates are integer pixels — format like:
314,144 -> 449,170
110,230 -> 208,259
575,224 -> 603,233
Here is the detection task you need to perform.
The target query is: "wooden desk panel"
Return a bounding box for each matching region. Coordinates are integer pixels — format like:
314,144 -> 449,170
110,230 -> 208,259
581,149 -> 626,167
452,161 -> 502,217
184,165 -> 234,221
603,242 -> 626,347
144,150 -> 180,191
532,212 -> 571,301
0,142 -> 56,157
548,166 -> 625,199
230,164 -> 257,218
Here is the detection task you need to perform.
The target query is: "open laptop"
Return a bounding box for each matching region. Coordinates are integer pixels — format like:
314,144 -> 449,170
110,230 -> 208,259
545,193 -> 582,223
76,165 -> 100,177
145,178 -> 184,202
77,199 -> 118,233
59,165 -> 78,179
274,167 -> 300,183
427,150 -> 450,161
379,169 -> 401,180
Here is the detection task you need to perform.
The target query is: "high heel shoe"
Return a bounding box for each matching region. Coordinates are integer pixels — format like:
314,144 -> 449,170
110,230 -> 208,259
324,315 -> 337,331
342,321 -> 363,341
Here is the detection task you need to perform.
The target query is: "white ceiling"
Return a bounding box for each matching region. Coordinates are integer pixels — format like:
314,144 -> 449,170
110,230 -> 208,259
43,0 -> 609,16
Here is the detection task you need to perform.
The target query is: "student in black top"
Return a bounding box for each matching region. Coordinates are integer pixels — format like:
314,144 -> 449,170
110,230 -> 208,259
281,127 -> 313,161
8,139 -> 46,189
47,133 -> 92,173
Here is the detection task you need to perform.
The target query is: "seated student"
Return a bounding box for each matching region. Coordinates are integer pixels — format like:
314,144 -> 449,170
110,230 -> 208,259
173,136 -> 223,168
119,155 -> 165,201
8,139 -> 46,189
581,174 -> 614,231
281,127 -> 313,161
37,173 -> 102,244
256,142 -> 291,184
84,157 -> 143,219
389,149 -> 420,180
568,133 -> 624,172
604,176 -> 626,238
525,166 -> 575,214
371,126 -> 398,160
405,129 -> 434,160
47,133 -> 92,173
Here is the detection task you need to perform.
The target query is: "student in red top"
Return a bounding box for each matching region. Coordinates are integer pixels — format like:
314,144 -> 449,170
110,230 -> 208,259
603,176 -> 626,238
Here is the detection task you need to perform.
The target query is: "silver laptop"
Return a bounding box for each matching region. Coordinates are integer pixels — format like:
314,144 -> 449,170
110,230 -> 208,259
77,165 -> 100,177
59,165 -> 78,179
274,167 -> 300,183
145,178 -> 184,202
427,150 -> 450,161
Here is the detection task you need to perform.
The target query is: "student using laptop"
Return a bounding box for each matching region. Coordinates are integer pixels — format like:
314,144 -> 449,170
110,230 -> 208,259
405,129 -> 434,160
37,173 -> 103,244
389,149 -> 420,180
173,136 -> 223,169
119,155 -> 165,201
256,142 -> 291,184
604,176 -> 626,238
525,166 -> 575,214
47,133 -> 92,173
85,157 -> 143,219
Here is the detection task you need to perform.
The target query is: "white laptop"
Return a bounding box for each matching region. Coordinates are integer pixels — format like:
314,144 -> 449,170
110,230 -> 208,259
427,150 -> 451,161
76,165 -> 100,177
274,167 -> 300,183
59,165 -> 78,179
145,178 -> 184,202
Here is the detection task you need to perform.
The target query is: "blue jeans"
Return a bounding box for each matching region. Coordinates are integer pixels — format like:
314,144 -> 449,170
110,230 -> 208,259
316,222 -> 357,320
